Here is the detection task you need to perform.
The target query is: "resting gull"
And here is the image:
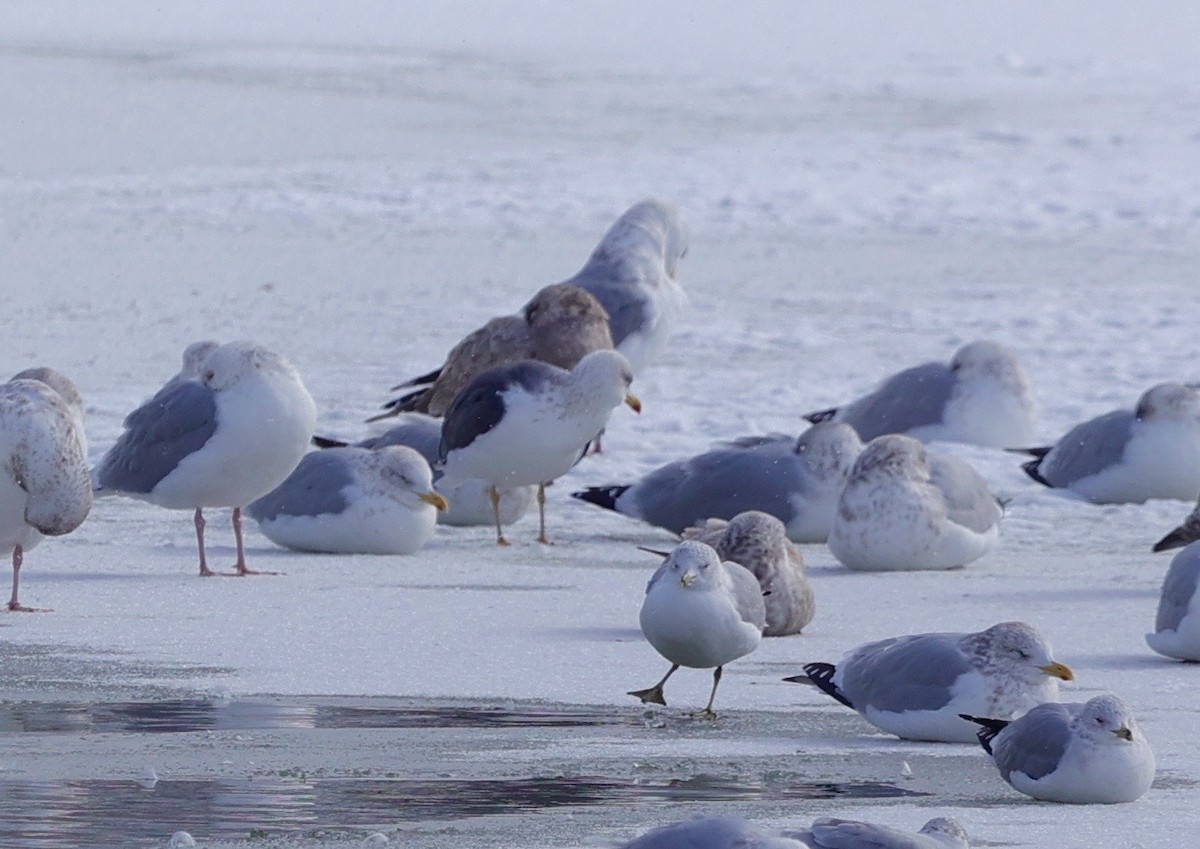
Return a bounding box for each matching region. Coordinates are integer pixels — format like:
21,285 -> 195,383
438,349 -> 639,545
0,370 -> 92,611
1146,503 -> 1200,660
787,622 -> 1073,742
962,694 -> 1155,803
572,423 -> 863,543
828,434 -> 1003,571
1018,382 -> 1200,504
804,340 -> 1036,448
619,815 -> 968,849
93,341 -> 317,576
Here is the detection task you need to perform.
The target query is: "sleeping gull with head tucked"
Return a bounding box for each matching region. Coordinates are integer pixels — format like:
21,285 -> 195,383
0,369 -> 92,611
1146,500 -> 1200,660
962,694 -> 1155,803
804,340 -> 1036,448
93,341 -> 317,577
787,622 -> 1072,742
438,349 -> 640,545
828,434 -> 1003,571
1018,382 -> 1200,504
619,814 -> 968,849
573,422 -> 863,543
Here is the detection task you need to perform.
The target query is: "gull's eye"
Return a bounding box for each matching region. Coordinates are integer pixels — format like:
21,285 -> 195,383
204,369 -> 216,382
1016,649 -> 1030,660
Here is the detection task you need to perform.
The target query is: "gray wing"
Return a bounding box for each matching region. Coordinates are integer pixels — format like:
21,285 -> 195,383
246,449 -> 355,522
622,816 -> 766,849
95,381 -> 218,495
438,361 -> 560,459
1155,544 -> 1200,632
565,263 -> 652,348
993,701 -> 1076,781
723,561 -> 767,630
840,633 -> 972,713
929,454 -> 1002,533
357,414 -> 442,464
800,818 -> 937,849
1036,409 -> 1134,487
833,363 -> 956,441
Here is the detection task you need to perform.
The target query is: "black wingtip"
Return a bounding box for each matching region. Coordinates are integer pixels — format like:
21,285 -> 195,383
1153,527 -> 1191,553
1006,445 -> 1052,458
365,388 -> 429,423
804,407 -> 838,425
797,662 -> 853,708
1021,458 -> 1053,487
958,714 -> 1008,754
389,366 -> 443,392
312,435 -> 349,449
571,485 -> 630,511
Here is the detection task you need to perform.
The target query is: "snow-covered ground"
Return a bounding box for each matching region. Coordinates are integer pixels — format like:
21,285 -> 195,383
1,3 -> 1199,847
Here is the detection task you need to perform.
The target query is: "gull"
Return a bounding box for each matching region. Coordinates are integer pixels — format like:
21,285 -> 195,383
572,423 -> 864,543
786,816 -> 969,849
1018,382 -> 1200,504
804,340 -> 1036,448
787,622 -> 1073,743
247,445 -> 448,554
0,370 -> 92,611
828,434 -> 1003,571
1146,501 -> 1200,660
962,694 -> 1155,803
438,350 -> 640,545
93,341 -> 317,576
629,540 -> 765,718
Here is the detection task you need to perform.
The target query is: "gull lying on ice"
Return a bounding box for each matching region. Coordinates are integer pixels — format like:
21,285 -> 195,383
438,350 -> 640,545
619,815 -> 969,849
247,445 -> 448,554
0,370 -> 92,611
560,198 -> 688,373
804,340 -> 1036,448
683,511 -> 815,637
1018,382 -> 1200,504
371,283 -> 613,420
314,412 -> 534,528
1146,503 -> 1200,661
788,622 -> 1073,743
828,434 -> 1003,571
629,540 -> 765,718
93,341 -> 317,576
962,694 -> 1155,803
573,423 -> 863,543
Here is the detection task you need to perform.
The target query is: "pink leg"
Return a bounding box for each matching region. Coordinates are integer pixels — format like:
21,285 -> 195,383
195,508 -> 217,577
8,545 -> 50,613
231,507 -> 278,576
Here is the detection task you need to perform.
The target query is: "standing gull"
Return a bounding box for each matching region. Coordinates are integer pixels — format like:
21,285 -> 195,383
683,511 -> 815,637
573,423 -> 863,543
0,371 -> 92,611
371,283 -> 613,420
828,434 -> 1003,571
247,446 -> 448,554
561,199 -> 688,373
1018,382 -> 1200,504
629,540 -> 765,718
438,350 -> 640,545
93,341 -> 317,576
1146,500 -> 1200,660
962,694 -> 1155,803
787,622 -> 1073,742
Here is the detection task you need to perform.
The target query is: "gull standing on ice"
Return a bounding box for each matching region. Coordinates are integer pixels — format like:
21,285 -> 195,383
573,423 -> 863,543
629,540 -> 765,717
683,511 -> 815,636
786,816 -> 970,849
371,283 -> 613,420
787,622 -> 1073,742
828,434 -> 1003,571
0,370 -> 92,611
804,340 -> 1036,448
314,412 -> 535,528
1146,500 -> 1200,660
93,341 -> 317,576
438,349 -> 640,545
962,694 -> 1155,803
1018,382 -> 1200,504
560,199 -> 688,373
247,446 -> 448,554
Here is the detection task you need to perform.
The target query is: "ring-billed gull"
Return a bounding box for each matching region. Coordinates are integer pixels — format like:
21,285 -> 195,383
1146,504 -> 1200,660
0,370 -> 92,612
786,816 -> 969,849
629,540 -> 765,718
828,434 -> 1003,571
370,283 -> 613,421
620,815 -> 804,849
1017,382 -> 1200,503
572,423 -> 863,543
682,511 -> 815,637
438,350 -> 640,545
246,445 -> 448,554
787,622 -> 1073,742
962,694 -> 1155,803
804,340 -> 1036,448
314,413 -> 534,528
93,341 -> 317,577
560,199 -> 688,373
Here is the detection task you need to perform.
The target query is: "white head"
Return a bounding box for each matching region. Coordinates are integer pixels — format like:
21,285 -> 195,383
950,340 -> 1028,386
10,367 -> 84,420
973,621 -> 1074,684
1135,382 -> 1200,424
595,199 -> 688,280
847,434 -> 929,486
663,540 -> 727,592
180,340 -> 220,379
370,445 -> 448,513
567,350 -> 640,414
201,341 -> 302,392
1073,694 -> 1140,745
918,817 -> 969,846
794,422 -> 864,479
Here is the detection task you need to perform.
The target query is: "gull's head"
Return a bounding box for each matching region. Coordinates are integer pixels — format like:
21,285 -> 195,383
848,434 -> 928,485
595,199 -> 688,282
665,540 -> 723,591
571,350 -> 639,413
203,341 -> 302,391
918,817 -> 968,847
1075,694 -> 1140,744
949,339 -> 1028,386
524,283 -> 611,328
10,367 -> 85,420
179,340 -> 220,380
1135,382 -> 1200,424
374,445 -> 448,512
981,621 -> 1073,683
715,510 -> 788,566
794,422 -> 864,478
